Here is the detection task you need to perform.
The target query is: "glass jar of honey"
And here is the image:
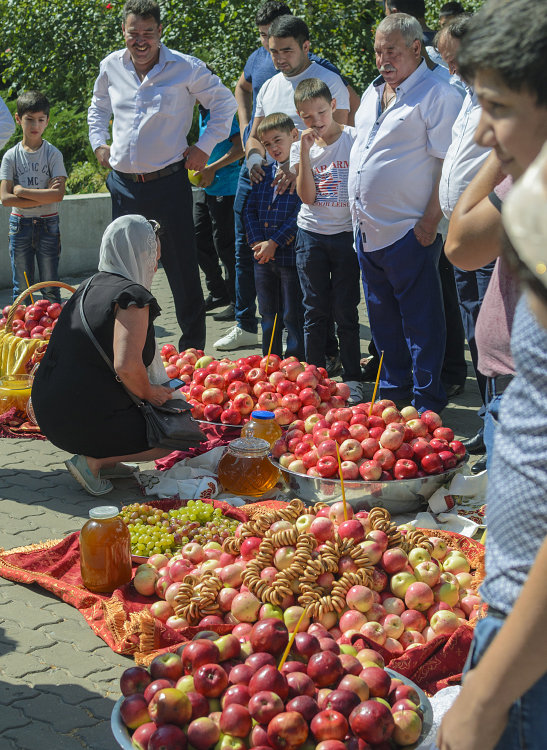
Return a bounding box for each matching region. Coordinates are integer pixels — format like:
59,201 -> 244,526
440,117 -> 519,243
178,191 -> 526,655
0,374 -> 33,418
218,437 -> 280,497
80,506 -> 132,594
241,410 -> 283,447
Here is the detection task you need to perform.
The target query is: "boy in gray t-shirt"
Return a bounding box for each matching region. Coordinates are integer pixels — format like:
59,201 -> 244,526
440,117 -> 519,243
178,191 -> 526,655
0,91 -> 67,302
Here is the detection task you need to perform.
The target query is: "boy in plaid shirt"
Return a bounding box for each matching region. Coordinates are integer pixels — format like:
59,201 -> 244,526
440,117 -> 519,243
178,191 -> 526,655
243,113 -> 304,358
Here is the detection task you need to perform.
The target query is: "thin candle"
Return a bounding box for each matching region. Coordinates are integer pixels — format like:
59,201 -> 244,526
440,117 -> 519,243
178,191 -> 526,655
368,350 -> 384,417
24,272 -> 35,304
278,608 -> 307,670
335,442 -> 348,521
264,313 -> 278,375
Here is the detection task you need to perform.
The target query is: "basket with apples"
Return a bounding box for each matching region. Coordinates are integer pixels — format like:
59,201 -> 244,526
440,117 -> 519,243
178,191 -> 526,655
0,281 -> 72,377
172,353 -> 350,427
112,619 -> 433,749
268,401 -> 467,512
142,500 -> 483,658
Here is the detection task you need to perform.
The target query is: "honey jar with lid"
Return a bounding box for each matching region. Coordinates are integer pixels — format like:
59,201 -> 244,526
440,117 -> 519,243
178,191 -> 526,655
217,437 -> 280,497
80,506 -> 132,593
241,410 -> 283,447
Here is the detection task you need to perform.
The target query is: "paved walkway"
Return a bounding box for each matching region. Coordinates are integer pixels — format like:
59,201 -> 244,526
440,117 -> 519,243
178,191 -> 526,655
0,268 -> 483,748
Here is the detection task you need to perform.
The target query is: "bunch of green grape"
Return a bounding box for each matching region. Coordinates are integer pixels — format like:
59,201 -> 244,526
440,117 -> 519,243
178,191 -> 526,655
120,500 -> 239,557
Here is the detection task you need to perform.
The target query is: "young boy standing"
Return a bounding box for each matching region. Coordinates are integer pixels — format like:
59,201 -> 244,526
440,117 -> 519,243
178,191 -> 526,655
244,113 -> 304,359
290,78 -> 363,403
0,91 -> 66,303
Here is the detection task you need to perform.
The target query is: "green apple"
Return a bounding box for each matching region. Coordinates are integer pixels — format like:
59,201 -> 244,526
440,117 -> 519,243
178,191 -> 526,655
408,546 -> 431,568
390,571 -> 417,598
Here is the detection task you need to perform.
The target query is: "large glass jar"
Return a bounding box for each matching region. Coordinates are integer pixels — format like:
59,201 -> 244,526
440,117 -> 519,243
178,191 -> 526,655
241,410 -> 283,447
217,437 -> 280,497
80,506 -> 132,593
0,374 -> 33,418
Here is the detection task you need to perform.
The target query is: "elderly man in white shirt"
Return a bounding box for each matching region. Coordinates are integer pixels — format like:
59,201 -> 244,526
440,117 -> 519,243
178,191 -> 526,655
88,0 -> 237,351
349,13 -> 461,413
437,15 -> 494,458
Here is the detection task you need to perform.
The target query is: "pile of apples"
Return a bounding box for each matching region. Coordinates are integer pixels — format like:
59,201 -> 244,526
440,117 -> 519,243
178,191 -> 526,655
271,401 -> 466,481
161,344 -> 209,385
0,300 -> 62,340
141,502 -> 480,657
169,351 -> 349,426
118,620 -> 427,749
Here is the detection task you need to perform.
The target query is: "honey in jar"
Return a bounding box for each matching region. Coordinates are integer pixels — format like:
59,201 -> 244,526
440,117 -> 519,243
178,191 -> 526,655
241,410 -> 283,447
217,437 -> 280,497
0,374 -> 33,418
80,506 -> 132,593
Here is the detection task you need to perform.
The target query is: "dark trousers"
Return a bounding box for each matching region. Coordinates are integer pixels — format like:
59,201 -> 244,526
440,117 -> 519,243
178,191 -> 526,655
439,247 -> 467,388
254,261 -> 305,360
357,228 -> 447,412
107,169 -> 205,351
193,189 -> 236,303
233,163 -> 258,333
454,262 -> 495,406
296,228 -> 361,381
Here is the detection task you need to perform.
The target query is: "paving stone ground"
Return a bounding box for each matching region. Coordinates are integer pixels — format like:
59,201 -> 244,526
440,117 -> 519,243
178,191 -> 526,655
0,266 -> 483,748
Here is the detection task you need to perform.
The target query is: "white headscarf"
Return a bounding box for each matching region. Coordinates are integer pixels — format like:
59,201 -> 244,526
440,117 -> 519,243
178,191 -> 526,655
98,215 -> 167,385
98,214 -> 158,290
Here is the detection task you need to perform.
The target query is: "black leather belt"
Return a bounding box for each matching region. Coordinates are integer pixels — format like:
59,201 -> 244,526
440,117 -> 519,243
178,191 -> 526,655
114,159 -> 185,183
487,374 -> 514,397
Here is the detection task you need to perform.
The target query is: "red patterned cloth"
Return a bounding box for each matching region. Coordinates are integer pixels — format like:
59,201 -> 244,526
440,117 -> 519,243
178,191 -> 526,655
155,423 -> 239,469
0,406 -> 46,439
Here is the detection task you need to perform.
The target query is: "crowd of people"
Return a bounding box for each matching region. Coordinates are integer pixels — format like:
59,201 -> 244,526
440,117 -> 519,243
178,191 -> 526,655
1,0 -> 547,748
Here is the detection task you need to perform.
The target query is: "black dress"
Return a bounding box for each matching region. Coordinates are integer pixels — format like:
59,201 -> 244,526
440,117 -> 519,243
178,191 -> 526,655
32,272 -> 161,458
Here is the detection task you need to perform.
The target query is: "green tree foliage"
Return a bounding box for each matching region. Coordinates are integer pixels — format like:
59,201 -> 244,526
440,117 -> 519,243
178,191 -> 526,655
0,0 -> 483,188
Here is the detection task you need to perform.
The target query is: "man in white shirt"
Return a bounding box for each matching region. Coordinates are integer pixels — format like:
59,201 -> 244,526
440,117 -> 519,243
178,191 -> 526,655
88,0 -> 237,351
349,13 -> 461,412
437,15 -> 495,459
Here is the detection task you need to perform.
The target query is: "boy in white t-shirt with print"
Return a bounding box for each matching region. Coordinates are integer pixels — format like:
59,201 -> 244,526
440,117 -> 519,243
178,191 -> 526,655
0,91 -> 66,303
290,78 -> 363,403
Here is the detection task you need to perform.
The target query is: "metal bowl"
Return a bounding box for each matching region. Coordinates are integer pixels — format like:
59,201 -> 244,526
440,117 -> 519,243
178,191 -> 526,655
270,457 -> 467,514
112,670 -> 433,749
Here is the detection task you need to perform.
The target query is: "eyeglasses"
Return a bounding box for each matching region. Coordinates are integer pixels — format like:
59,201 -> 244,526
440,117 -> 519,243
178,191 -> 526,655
148,219 -> 161,235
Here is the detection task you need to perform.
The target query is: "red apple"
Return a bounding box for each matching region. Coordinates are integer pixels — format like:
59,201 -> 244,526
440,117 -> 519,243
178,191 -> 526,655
119,693 -> 150,729
250,618 -> 289,655
120,666 -> 152,697
249,665 -> 289,701
248,690 -> 285,723
148,724 -> 188,750
193,664 -> 228,697
267,711 -> 309,749
349,700 -> 395,745
150,653 -> 184,683
148,688 -> 192,726
307,651 -> 344,688
310,709 -> 349,741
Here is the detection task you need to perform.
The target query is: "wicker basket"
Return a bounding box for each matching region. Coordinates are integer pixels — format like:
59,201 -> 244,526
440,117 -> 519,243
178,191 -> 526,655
0,281 -> 76,377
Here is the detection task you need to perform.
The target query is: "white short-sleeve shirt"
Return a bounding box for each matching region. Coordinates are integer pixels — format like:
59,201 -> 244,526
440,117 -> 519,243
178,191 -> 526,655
255,61 -> 349,131
290,126 -> 356,234
439,88 -> 490,219
348,60 -> 462,252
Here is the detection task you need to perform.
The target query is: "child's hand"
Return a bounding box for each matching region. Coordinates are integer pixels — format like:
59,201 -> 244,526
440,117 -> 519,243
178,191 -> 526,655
196,165 -> 216,188
253,240 -> 277,264
300,128 -> 316,152
13,184 -> 23,197
48,176 -> 63,190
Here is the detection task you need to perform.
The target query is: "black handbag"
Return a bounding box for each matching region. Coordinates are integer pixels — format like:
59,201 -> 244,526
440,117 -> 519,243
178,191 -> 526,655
79,277 -> 205,451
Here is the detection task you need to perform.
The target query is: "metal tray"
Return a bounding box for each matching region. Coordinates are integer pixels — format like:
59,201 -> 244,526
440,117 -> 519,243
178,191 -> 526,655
270,456 -> 468,514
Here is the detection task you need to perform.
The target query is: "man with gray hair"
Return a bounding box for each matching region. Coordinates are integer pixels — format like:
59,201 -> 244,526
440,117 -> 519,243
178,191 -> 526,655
348,13 -> 462,412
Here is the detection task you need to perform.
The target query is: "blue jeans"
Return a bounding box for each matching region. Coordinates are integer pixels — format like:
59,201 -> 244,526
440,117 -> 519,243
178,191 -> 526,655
454,262 -> 496,406
254,261 -> 304,359
233,163 -> 258,333
460,615 -> 547,750
107,168 -> 205,350
9,214 -> 61,303
357,228 -> 447,412
296,228 -> 361,380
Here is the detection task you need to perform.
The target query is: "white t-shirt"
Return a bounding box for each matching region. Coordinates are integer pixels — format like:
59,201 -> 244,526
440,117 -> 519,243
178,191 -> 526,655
0,140 -> 66,217
290,126 -> 356,235
255,61 -> 349,131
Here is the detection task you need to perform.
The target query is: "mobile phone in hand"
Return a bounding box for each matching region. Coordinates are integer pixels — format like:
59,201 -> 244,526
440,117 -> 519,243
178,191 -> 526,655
168,378 -> 185,389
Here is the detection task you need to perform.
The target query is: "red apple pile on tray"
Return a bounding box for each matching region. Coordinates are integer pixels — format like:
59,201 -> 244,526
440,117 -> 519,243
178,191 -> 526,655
142,505 -> 480,655
165,351 -> 349,426
161,344 -> 208,384
118,619 -> 426,749
271,400 -> 465,481
0,300 -> 62,340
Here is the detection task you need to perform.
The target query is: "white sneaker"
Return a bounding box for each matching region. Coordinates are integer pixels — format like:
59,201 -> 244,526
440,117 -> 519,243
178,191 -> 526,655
214,325 -> 258,351
345,380 -> 366,405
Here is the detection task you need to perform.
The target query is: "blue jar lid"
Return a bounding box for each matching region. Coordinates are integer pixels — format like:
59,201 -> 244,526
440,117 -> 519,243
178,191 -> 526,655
251,410 -> 275,420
